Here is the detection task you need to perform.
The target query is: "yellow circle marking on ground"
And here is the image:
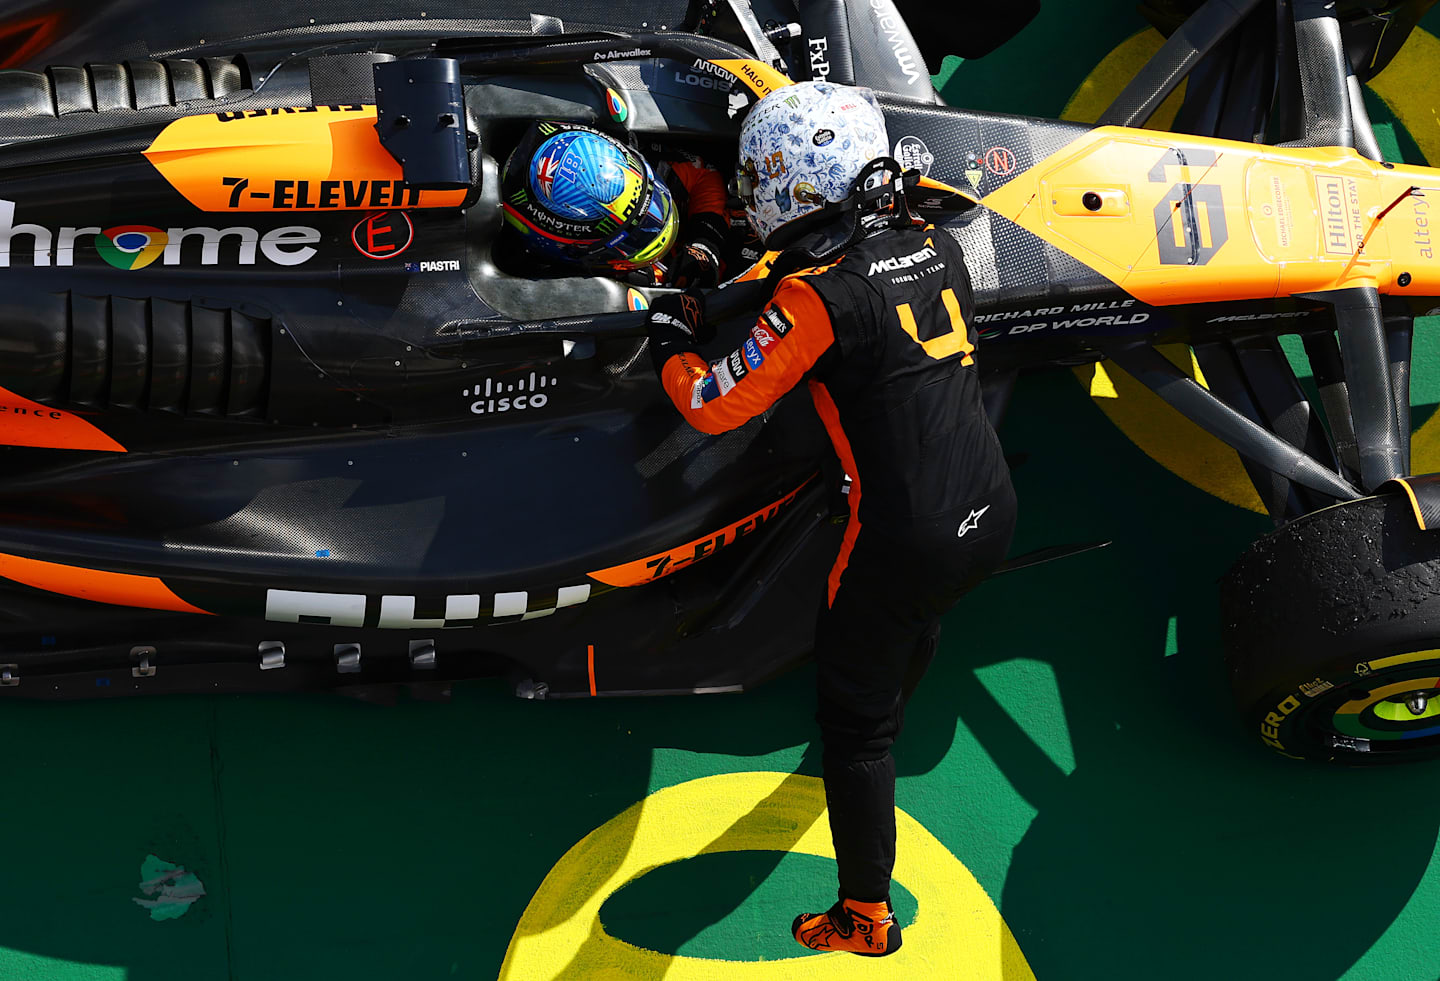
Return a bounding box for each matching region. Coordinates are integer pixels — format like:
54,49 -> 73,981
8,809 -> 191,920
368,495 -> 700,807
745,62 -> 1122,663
498,771 -> 1035,981
1062,27 -> 1267,513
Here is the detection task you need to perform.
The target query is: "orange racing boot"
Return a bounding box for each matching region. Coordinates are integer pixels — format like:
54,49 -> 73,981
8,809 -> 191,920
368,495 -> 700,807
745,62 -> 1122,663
792,896 -> 902,956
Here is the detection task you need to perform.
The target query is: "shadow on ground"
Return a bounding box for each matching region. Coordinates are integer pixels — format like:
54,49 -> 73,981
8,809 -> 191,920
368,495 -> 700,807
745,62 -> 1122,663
0,370 -> 1436,981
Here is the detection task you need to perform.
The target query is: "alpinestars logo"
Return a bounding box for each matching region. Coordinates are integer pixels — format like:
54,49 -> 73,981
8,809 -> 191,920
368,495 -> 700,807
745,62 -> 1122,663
957,505 -> 990,538
868,245 -> 937,276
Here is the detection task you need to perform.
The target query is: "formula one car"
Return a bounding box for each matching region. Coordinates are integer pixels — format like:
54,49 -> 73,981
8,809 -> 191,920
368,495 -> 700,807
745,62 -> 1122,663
0,0 -> 1436,765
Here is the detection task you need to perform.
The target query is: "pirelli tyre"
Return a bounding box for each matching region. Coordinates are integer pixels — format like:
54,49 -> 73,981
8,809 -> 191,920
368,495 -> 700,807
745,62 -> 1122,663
1223,492 -> 1440,764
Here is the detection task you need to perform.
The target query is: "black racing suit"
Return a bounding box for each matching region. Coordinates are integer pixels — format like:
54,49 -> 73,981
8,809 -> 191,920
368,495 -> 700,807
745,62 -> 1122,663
652,222 -> 1016,902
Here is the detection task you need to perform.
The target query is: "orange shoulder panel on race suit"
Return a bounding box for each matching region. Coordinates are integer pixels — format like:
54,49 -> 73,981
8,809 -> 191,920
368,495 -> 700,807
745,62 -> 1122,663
659,275 -> 835,435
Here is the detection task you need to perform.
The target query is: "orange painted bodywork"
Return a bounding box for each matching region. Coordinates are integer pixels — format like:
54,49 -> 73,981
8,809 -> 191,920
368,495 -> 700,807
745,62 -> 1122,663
982,125 -> 1440,305
0,384 -> 125,452
0,552 -> 211,614
144,106 -> 469,213
588,480 -> 810,587
710,59 -> 793,99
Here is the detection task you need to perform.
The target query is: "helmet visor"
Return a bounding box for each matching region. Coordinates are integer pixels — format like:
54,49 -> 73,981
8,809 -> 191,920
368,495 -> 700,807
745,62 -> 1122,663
601,168 -> 679,271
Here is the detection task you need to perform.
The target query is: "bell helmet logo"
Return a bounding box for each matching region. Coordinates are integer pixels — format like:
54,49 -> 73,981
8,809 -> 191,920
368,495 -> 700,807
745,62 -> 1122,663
95,225 -> 168,270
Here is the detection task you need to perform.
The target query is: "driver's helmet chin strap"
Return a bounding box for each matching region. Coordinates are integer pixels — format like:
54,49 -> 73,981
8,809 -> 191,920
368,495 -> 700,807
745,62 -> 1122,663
766,156 -> 921,280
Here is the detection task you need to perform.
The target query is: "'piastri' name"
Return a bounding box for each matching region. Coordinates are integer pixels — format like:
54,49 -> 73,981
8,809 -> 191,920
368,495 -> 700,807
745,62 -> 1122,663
221,176 -> 425,210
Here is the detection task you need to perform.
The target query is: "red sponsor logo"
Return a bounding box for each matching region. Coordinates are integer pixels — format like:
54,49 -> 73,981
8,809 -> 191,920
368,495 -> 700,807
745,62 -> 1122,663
352,211 -> 414,260
984,147 -> 1017,176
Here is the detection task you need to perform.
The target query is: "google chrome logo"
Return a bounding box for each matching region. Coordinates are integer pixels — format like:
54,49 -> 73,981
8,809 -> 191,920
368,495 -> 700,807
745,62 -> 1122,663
94,225 -> 168,270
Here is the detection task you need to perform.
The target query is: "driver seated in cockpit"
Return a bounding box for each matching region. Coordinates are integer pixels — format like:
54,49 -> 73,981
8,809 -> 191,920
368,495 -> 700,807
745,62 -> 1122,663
497,120 -> 752,288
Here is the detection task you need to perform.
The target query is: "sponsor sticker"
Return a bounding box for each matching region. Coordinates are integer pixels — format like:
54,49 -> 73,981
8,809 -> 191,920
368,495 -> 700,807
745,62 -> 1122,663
893,136 -> 934,177
714,360 -> 736,394
94,225 -> 168,270
404,259 -> 462,273
606,88 -> 629,123
671,70 -> 732,92
751,325 -> 776,348
464,372 -> 558,416
0,200 -> 319,269
592,48 -> 652,62
984,146 -> 1017,176
867,0 -> 921,84
587,479 -> 811,586
266,582 -> 591,627
352,211 -> 414,260
1415,195 -> 1434,259
145,106 -> 468,213
743,338 -> 764,369
813,128 -> 836,147
762,306 -> 793,337
1315,173 -> 1362,255
963,151 -> 983,188
222,176 -> 426,211
868,245 -> 938,276
808,37 -> 831,81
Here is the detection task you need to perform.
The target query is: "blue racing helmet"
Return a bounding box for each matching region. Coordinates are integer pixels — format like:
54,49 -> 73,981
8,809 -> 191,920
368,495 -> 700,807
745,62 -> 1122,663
500,122 -> 679,272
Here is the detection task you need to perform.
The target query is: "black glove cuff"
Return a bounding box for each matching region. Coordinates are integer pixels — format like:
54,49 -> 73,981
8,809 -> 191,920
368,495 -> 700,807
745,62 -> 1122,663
683,211 -> 730,257
647,319 -> 694,376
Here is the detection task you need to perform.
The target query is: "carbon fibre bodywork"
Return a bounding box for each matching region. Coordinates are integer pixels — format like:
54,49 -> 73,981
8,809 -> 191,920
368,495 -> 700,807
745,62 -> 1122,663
0,0 -> 1432,702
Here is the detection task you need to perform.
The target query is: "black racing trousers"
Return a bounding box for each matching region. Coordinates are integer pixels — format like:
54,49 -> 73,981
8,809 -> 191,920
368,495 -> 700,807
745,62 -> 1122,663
814,476 -> 1017,902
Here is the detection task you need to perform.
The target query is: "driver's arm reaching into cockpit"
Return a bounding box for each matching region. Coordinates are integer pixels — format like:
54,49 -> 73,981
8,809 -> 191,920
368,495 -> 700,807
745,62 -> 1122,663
648,273 -> 835,434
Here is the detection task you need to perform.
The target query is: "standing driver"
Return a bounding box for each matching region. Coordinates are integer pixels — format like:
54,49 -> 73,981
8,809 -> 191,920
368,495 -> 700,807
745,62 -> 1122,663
644,81 -> 1016,957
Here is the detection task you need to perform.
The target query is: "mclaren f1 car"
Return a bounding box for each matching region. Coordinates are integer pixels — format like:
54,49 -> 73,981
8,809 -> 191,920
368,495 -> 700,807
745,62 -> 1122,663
0,0 -> 1435,766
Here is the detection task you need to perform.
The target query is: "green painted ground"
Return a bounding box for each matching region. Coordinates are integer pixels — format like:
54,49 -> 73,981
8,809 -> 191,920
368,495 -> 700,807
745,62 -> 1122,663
11,5 -> 1440,981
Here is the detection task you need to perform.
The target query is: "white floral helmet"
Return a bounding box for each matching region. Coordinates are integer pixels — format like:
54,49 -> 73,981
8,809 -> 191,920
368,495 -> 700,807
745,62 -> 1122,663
736,81 -> 890,246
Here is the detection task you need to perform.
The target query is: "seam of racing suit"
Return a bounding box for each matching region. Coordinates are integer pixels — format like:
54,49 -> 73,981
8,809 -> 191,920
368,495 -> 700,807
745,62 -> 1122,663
809,380 -> 862,608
